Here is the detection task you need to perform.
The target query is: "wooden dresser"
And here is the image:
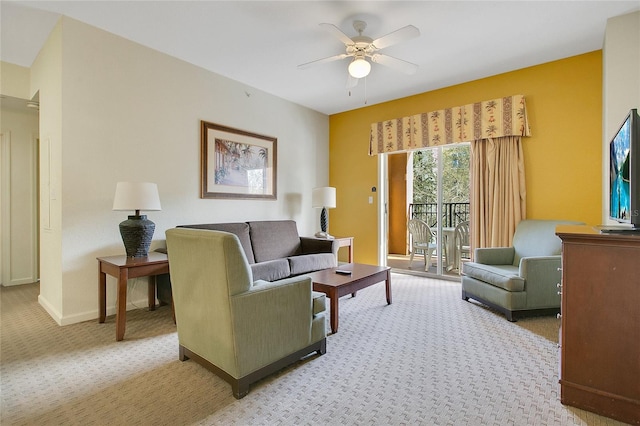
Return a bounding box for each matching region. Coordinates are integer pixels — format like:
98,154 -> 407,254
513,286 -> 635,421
556,225 -> 640,425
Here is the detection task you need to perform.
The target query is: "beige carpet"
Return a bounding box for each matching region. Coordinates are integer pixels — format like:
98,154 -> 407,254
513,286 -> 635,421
0,274 -> 627,425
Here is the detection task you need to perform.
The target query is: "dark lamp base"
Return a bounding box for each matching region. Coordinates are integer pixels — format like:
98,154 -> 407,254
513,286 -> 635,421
320,207 -> 329,233
119,215 -> 155,257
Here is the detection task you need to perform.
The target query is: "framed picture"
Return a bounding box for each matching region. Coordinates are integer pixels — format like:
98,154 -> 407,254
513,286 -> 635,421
201,121 -> 277,199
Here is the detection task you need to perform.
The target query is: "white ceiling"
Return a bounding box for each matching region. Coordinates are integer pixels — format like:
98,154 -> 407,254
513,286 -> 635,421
2,1 -> 639,115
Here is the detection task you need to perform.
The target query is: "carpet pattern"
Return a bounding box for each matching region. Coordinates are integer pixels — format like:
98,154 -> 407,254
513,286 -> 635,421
0,274 -> 627,425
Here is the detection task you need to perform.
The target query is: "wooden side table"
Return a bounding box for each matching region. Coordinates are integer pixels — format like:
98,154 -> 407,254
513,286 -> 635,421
334,236 -> 354,262
97,252 -> 169,341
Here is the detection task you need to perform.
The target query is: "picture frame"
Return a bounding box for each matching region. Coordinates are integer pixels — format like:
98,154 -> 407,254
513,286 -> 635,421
201,121 -> 277,199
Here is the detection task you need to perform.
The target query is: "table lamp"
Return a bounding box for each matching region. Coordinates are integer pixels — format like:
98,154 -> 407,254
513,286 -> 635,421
113,182 -> 161,257
312,187 -> 336,239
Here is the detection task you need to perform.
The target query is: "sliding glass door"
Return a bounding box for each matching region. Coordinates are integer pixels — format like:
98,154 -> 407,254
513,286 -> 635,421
387,143 -> 469,277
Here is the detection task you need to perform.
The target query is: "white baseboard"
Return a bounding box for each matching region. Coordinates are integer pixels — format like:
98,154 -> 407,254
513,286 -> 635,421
38,294 -> 63,325
3,277 -> 38,286
39,294 -> 156,326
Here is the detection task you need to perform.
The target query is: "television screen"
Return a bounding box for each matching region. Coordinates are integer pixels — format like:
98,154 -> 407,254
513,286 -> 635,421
609,114 -> 632,222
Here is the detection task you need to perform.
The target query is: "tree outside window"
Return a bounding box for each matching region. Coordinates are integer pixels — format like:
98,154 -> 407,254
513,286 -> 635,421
412,145 -> 470,204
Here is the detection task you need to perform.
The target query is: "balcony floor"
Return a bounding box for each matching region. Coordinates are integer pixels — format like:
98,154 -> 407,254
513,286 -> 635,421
387,253 -> 464,280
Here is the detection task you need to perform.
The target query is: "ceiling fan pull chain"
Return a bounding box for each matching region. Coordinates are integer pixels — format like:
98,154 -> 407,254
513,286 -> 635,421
364,76 -> 368,105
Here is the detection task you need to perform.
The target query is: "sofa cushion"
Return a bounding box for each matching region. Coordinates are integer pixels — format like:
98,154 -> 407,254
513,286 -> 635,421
463,262 -> 525,292
179,222 -> 255,264
250,259 -> 291,282
288,253 -> 337,276
249,220 -> 302,263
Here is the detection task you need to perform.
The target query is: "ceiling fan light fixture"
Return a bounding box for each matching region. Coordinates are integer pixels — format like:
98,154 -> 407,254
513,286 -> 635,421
348,57 -> 371,79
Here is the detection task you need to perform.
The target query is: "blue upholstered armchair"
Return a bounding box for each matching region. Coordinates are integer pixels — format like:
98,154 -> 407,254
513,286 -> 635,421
165,228 -> 327,398
461,219 -> 583,321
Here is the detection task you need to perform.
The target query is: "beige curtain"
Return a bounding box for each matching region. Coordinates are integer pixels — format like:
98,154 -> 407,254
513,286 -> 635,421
470,136 -> 526,250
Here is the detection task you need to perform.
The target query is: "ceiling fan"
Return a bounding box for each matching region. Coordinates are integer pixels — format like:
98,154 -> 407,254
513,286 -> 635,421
298,20 -> 420,87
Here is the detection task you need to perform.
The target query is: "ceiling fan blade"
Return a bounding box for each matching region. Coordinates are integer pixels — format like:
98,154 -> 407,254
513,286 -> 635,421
371,54 -> 419,75
371,25 -> 420,50
319,23 -> 355,46
298,54 -> 349,70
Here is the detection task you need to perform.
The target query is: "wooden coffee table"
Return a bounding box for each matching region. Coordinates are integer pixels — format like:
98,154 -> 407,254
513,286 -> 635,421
307,263 -> 391,334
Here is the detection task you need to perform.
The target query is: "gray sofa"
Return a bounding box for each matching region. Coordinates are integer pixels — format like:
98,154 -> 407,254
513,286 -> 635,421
157,220 -> 339,303
461,219 -> 583,321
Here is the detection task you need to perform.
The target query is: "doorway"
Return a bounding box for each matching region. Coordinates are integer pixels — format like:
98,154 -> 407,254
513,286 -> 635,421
0,96 -> 40,286
385,144 -> 470,278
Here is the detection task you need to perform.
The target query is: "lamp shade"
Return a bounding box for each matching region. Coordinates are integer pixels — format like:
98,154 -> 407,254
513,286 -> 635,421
312,187 -> 336,209
113,182 -> 161,212
348,58 -> 371,79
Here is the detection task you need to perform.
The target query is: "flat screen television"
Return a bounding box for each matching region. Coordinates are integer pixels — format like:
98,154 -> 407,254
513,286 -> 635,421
607,108 -> 640,231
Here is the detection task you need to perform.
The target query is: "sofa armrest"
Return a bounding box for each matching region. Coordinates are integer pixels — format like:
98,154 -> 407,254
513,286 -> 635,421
518,256 -> 562,308
231,275 -> 319,375
474,247 -> 515,265
300,237 -> 339,257
250,276 -> 312,293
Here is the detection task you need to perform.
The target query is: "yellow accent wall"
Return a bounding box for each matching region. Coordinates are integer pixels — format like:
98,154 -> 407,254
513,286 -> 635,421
330,51 -> 603,265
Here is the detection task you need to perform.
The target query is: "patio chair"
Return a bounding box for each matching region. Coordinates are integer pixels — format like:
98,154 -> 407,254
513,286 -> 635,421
454,221 -> 470,273
408,219 -> 437,271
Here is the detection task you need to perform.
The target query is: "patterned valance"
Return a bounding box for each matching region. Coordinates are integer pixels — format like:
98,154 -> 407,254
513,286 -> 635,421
369,94 -> 531,155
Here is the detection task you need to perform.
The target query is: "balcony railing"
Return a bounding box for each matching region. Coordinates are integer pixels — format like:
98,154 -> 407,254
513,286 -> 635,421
409,203 -> 470,228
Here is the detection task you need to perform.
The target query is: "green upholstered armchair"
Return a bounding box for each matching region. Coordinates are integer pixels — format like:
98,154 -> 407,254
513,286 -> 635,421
461,219 -> 583,321
165,228 -> 327,399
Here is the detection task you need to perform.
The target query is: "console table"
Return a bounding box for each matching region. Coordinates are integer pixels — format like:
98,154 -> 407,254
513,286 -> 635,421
556,225 -> 640,424
97,252 -> 169,341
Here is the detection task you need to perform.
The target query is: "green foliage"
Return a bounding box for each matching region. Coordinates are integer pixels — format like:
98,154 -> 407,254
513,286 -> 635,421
412,150 -> 437,203
412,145 -> 470,204
442,145 -> 470,202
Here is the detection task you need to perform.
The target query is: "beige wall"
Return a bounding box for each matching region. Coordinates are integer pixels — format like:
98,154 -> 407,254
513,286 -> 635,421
0,62 -> 31,99
30,20 -> 64,321
30,17 -> 329,325
603,11 -> 640,224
